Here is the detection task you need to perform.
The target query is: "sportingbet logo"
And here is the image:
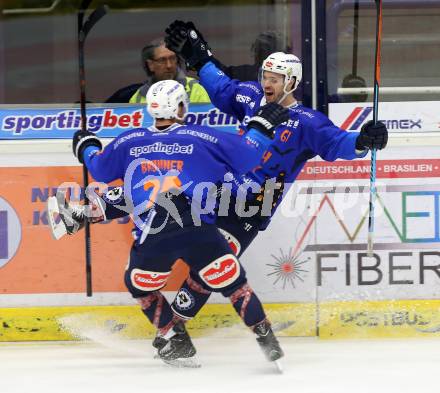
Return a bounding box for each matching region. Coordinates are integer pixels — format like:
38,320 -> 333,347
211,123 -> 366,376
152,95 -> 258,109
341,106 -> 422,131
2,109 -> 143,135
129,142 -> 194,157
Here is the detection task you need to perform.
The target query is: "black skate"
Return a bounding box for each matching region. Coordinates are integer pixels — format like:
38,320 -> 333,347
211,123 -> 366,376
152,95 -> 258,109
152,333 -> 168,359
153,334 -> 168,351
254,319 -> 284,372
158,321 -> 200,368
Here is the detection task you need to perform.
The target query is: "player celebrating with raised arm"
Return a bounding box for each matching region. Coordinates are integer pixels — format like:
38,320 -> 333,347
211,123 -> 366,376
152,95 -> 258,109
164,20 -> 388,245
51,80 -> 289,369
157,19 -> 389,320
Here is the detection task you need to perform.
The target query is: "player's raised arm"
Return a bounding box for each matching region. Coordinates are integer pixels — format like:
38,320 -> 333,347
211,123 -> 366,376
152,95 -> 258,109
165,20 -> 249,121
301,110 -> 388,162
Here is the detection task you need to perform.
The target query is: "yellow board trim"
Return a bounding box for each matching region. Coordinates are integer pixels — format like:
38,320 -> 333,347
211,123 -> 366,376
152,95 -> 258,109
2,300 -> 440,341
319,299 -> 440,339
0,303 -> 316,341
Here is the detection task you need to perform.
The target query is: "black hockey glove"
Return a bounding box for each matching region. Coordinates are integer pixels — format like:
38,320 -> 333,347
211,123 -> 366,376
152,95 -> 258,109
164,20 -> 187,51
247,103 -> 290,139
72,130 -> 102,164
165,20 -> 213,72
355,120 -> 388,150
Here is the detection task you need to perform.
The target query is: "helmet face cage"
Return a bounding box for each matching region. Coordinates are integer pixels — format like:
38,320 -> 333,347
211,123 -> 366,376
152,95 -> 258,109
260,52 -> 302,95
146,80 -> 189,120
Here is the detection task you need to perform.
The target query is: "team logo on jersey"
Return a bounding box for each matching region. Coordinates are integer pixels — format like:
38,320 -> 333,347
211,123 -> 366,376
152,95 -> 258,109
174,288 -> 195,311
103,187 -> 124,204
131,268 -> 170,291
199,254 -> 240,289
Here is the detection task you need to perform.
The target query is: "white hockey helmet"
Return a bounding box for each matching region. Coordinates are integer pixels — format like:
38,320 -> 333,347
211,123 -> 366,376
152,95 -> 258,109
146,80 -> 189,120
261,52 -> 302,92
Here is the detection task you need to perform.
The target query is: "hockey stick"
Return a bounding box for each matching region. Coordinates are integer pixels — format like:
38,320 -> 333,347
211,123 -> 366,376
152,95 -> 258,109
78,0 -> 108,296
367,0 -> 383,256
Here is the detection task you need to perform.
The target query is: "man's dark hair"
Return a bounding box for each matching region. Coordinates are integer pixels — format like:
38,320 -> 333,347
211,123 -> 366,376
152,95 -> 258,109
141,38 -> 166,76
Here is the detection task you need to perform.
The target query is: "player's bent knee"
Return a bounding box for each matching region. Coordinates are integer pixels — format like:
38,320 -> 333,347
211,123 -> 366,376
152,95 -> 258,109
198,254 -> 244,291
125,268 -> 171,297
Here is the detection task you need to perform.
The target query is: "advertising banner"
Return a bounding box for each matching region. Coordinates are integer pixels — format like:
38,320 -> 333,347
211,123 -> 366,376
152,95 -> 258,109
0,104 -> 240,139
329,101 -> 440,133
2,101 -> 438,139
0,167 -> 189,298
245,155 -> 440,303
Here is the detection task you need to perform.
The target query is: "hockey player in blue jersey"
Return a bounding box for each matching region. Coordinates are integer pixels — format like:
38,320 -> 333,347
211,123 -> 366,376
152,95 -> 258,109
158,20 -> 389,320
164,20 -> 387,238
56,79 -> 290,368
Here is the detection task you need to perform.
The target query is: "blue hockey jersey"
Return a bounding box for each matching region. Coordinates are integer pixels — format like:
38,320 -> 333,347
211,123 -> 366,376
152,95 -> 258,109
199,61 -> 367,221
82,123 -> 270,225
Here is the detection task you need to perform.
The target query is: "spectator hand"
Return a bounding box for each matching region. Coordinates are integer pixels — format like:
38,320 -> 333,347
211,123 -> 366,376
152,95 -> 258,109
72,130 -> 102,164
247,103 -> 290,139
165,20 -> 213,72
356,120 -> 388,150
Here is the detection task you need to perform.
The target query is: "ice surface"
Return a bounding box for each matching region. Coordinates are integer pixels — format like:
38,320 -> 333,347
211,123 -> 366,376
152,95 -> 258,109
0,335 -> 439,393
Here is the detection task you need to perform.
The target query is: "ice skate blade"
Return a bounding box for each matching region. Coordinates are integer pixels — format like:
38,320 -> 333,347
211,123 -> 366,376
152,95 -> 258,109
274,359 -> 283,374
47,196 -> 67,240
162,356 -> 201,368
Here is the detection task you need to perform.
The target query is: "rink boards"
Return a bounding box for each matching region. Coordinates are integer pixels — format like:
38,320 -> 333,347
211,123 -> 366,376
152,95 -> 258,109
1,300 -> 440,341
0,113 -> 440,340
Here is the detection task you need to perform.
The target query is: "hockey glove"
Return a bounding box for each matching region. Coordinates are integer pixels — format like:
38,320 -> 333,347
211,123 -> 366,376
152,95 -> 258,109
165,20 -> 213,72
72,130 -> 102,163
164,20 -> 187,52
247,103 -> 290,139
355,120 -> 388,150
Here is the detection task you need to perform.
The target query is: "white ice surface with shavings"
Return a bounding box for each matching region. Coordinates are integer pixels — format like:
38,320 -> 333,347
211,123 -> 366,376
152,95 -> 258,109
0,335 -> 439,393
